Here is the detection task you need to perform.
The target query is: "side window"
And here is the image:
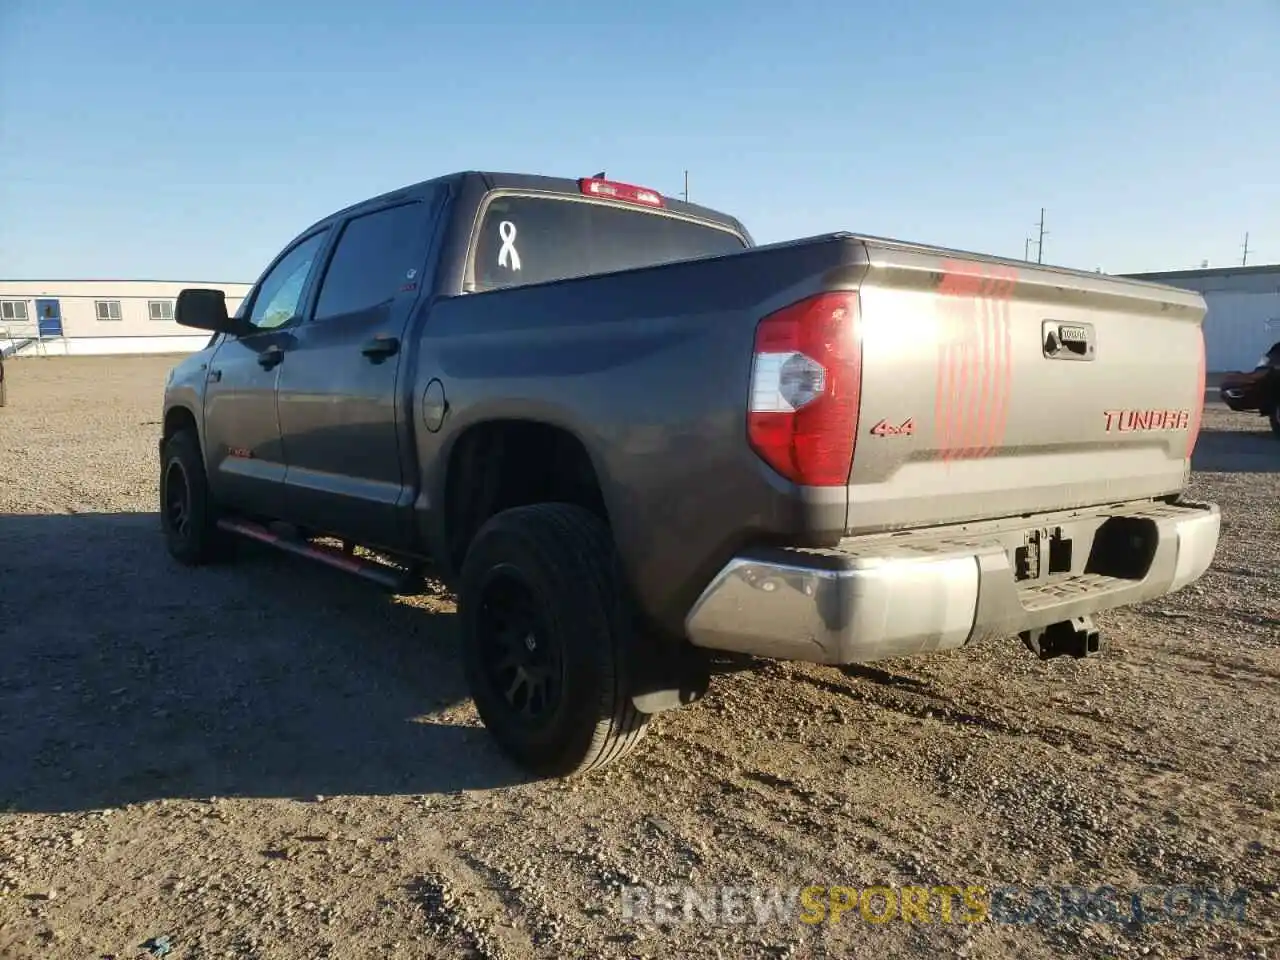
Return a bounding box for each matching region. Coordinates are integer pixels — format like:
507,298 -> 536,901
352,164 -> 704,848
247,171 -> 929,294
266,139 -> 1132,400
247,231 -> 329,331
312,202 -> 428,322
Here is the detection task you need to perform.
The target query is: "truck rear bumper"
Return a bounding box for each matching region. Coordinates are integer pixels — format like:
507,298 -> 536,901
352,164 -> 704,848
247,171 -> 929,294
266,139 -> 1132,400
683,499 -> 1220,665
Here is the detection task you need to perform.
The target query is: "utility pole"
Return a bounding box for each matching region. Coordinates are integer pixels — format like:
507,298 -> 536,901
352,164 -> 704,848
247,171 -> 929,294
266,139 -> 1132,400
1242,231 -> 1251,266
1024,237 -> 1033,261
1035,207 -> 1047,264
681,170 -> 689,202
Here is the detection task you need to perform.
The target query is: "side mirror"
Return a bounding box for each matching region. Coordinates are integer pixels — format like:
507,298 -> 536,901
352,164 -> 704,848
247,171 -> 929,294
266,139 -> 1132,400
175,288 -> 245,335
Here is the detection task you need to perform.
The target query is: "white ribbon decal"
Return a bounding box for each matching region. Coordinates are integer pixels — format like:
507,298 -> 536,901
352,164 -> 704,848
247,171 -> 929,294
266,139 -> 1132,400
497,220 -> 521,271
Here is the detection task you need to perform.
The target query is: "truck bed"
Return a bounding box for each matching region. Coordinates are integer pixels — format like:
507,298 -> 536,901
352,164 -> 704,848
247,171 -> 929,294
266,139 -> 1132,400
418,230 -> 1208,633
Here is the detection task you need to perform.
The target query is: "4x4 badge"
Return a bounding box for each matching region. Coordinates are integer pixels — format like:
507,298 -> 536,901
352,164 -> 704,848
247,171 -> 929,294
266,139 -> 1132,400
870,418 -> 915,437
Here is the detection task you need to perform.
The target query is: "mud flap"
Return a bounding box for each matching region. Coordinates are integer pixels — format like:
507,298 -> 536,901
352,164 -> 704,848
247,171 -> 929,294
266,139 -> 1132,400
628,630 -> 711,714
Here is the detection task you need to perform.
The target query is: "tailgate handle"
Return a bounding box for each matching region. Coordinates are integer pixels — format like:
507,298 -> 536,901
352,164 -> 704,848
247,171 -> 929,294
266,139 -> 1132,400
1043,321 -> 1096,361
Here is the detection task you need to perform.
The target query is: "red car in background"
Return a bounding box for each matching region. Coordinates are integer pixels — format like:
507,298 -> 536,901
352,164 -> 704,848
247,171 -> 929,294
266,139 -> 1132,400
1219,340 -> 1280,438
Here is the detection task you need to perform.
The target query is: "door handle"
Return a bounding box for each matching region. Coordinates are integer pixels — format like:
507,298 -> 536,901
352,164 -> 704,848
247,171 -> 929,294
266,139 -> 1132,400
258,345 -> 284,370
361,335 -> 400,363
208,369 -> 223,383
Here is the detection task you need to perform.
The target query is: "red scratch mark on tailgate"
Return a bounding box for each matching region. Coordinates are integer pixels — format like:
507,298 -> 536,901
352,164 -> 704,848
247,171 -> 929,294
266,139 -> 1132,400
982,272 -> 1015,458
1186,325 -> 1206,458
936,261 -> 1018,463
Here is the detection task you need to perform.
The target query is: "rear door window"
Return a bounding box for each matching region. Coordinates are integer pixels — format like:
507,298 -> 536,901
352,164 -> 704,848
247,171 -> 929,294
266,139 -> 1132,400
312,201 -> 432,322
472,195 -> 746,292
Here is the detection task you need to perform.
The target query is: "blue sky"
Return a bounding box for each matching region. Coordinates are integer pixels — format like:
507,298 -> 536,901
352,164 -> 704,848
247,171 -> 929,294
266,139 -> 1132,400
2,0 -> 1276,281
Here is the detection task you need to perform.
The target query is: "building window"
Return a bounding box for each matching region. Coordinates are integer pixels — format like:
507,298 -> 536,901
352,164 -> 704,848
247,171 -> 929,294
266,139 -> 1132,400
1,300 -> 29,322
95,300 -> 123,321
148,300 -> 175,321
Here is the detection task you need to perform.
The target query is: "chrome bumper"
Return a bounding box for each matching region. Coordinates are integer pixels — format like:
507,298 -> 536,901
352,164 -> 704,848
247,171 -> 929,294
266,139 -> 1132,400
684,501 -> 1221,665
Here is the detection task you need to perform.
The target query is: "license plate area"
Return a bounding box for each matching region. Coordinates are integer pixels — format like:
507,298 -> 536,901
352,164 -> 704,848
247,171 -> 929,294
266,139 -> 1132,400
1014,526 -> 1074,583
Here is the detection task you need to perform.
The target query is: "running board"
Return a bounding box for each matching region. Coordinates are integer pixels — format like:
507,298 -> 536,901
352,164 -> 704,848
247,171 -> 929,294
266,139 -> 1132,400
216,518 -> 416,592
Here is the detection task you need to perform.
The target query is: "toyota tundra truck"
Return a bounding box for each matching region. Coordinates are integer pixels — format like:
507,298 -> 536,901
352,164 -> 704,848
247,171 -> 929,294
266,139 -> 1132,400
160,170 -> 1220,777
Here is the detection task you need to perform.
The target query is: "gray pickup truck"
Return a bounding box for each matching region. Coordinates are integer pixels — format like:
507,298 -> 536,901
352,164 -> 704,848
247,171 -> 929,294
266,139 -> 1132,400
161,170 -> 1220,776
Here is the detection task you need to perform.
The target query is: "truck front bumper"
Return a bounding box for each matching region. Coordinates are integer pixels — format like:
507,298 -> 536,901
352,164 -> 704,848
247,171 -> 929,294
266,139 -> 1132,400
683,500 -> 1220,665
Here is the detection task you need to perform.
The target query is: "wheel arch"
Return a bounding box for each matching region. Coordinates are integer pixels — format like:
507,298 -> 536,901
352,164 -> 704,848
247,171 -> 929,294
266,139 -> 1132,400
163,404 -> 200,444
161,403 -> 204,466
438,417 -> 611,574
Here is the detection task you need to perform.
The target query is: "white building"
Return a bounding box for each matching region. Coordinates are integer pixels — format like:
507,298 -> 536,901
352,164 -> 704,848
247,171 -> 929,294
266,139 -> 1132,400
6,265 -> 1277,373
0,279 -> 251,357
1122,263 -> 1280,373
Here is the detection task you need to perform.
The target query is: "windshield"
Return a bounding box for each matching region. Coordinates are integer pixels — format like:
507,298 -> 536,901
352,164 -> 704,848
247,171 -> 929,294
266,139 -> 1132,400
472,194 -> 747,292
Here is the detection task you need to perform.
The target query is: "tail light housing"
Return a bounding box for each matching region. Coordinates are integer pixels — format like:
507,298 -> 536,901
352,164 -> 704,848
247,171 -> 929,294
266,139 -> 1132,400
747,291 -> 862,485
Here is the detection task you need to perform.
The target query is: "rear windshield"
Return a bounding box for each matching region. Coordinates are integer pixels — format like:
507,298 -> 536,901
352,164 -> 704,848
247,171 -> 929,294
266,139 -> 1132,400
471,194 -> 747,292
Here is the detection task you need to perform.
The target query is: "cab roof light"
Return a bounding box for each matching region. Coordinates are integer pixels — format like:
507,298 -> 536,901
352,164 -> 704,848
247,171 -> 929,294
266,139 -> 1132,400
579,177 -> 665,208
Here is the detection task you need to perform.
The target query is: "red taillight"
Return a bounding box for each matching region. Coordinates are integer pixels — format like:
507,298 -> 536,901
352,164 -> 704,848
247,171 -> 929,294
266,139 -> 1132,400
578,177 -> 665,207
747,292 -> 862,486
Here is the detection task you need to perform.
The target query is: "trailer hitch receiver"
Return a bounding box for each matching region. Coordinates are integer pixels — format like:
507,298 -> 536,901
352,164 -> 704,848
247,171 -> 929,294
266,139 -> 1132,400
1020,616 -> 1107,661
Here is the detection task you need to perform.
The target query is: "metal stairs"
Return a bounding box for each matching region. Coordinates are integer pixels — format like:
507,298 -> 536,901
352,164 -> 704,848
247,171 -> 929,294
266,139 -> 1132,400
0,323 -> 48,358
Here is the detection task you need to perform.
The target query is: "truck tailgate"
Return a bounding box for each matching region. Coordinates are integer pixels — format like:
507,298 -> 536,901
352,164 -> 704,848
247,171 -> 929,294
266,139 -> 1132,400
848,239 -> 1207,532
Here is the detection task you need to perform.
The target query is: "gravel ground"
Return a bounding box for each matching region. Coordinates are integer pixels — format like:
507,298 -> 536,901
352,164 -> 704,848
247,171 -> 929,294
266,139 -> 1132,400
0,355 -> 1277,960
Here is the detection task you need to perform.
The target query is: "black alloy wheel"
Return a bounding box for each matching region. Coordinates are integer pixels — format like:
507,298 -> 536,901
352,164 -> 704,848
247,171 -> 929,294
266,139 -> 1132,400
474,566 -> 564,726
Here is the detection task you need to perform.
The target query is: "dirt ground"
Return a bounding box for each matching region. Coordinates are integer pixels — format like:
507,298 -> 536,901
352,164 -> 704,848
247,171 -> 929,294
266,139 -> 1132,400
0,355 -> 1276,960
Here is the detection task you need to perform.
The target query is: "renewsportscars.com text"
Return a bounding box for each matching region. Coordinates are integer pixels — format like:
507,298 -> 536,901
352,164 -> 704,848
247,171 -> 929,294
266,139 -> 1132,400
619,884 -> 1250,927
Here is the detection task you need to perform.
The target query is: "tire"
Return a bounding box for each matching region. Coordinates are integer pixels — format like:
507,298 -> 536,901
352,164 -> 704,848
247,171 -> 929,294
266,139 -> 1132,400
458,503 -> 649,777
159,428 -> 231,565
